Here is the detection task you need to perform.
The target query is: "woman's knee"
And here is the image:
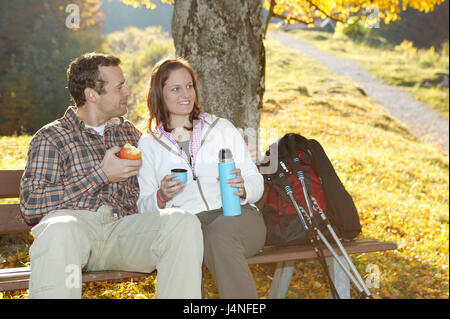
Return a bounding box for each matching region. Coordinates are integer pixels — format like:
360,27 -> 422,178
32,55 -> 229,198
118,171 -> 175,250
203,213 -> 266,258
160,208 -> 202,235
202,221 -> 238,257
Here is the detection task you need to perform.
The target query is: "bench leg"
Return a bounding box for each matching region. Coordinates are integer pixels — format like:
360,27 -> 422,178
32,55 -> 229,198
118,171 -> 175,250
326,255 -> 351,299
268,260 -> 295,299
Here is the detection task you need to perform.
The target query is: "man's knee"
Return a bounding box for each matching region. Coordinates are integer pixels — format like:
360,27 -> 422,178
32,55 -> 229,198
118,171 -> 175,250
33,214 -> 79,238
30,214 -> 87,260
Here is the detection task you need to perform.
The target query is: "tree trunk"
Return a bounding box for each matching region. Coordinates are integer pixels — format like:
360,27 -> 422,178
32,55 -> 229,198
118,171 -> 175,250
172,0 -> 265,131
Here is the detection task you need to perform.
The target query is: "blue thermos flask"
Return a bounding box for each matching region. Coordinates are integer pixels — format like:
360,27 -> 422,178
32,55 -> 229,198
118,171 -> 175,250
218,148 -> 242,216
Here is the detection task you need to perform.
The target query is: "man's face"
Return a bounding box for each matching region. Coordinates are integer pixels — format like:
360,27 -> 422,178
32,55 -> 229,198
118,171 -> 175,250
96,66 -> 131,121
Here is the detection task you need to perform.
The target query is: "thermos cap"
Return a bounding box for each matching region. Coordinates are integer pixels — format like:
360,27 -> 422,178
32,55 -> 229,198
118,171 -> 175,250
218,148 -> 233,163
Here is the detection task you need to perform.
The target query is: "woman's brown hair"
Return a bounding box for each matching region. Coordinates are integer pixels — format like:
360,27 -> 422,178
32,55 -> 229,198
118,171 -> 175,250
147,57 -> 201,134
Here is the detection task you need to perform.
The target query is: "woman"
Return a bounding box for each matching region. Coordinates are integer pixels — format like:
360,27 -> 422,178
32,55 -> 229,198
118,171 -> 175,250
137,57 -> 267,299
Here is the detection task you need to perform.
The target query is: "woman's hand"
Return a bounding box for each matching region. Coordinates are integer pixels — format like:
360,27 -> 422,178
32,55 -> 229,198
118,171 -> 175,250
227,168 -> 247,199
159,173 -> 184,202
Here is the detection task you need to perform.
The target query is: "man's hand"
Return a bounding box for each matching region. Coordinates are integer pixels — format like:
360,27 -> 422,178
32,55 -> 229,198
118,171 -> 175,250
100,146 -> 142,183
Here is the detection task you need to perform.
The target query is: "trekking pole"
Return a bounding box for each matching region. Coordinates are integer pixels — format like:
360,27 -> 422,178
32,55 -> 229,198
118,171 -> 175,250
275,171 -> 341,299
293,164 -> 372,299
311,195 -> 373,299
278,169 -> 368,298
283,136 -> 372,298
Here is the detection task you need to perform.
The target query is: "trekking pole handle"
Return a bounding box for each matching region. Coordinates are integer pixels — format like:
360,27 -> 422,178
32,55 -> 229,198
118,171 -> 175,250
278,172 -> 293,195
297,170 -> 316,219
278,171 -> 310,232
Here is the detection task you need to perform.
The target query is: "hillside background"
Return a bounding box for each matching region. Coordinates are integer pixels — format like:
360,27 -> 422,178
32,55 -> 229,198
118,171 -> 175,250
1,0 -> 448,135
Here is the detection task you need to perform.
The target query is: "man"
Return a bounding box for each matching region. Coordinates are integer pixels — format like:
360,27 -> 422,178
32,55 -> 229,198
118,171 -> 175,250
20,53 -> 203,299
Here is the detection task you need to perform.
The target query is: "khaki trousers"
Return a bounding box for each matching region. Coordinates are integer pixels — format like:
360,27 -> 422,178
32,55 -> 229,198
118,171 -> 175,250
28,205 -> 203,299
196,205 -> 267,299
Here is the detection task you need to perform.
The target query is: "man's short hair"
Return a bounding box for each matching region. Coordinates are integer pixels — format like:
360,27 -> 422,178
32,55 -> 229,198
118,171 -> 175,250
67,52 -> 121,106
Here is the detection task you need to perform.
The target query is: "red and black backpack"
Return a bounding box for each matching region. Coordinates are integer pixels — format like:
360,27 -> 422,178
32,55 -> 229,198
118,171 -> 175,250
260,133 -> 362,246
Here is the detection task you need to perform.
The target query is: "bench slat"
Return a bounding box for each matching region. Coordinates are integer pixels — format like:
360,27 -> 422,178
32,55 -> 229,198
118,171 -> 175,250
0,267 -> 153,282
0,170 -> 23,199
81,270 -> 151,282
0,279 -> 30,292
0,204 -> 31,233
246,239 -> 397,264
0,267 -> 152,292
0,239 -> 397,292
0,267 -> 31,279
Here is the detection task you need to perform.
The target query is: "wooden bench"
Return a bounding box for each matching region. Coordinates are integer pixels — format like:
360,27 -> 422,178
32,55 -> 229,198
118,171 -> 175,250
0,169 -> 397,298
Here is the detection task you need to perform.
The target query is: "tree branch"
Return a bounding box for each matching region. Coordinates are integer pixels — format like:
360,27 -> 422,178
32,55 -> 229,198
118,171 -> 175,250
263,0 -> 276,39
264,0 -> 315,38
271,11 -> 314,25
303,0 -> 349,23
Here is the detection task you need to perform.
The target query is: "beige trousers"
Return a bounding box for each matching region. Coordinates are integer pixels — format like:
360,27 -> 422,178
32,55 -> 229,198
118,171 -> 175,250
28,205 -> 203,299
196,205 -> 267,299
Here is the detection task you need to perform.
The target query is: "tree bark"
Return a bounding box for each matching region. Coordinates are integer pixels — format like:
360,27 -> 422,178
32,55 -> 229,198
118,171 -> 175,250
172,0 -> 265,131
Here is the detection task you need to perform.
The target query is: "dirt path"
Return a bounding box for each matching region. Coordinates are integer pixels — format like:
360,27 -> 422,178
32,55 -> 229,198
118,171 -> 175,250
269,32 -> 449,154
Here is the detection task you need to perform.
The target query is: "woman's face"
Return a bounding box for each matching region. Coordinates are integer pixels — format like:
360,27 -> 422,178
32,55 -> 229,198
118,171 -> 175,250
162,67 -> 196,119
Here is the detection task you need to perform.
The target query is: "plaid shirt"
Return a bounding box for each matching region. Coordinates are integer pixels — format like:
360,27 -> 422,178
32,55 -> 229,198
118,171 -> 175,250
20,106 -> 142,225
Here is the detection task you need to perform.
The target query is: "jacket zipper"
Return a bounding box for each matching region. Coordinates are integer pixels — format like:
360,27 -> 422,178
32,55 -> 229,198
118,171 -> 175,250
152,118 -> 220,212
178,153 -> 210,211
188,117 -> 220,212
192,167 -> 210,211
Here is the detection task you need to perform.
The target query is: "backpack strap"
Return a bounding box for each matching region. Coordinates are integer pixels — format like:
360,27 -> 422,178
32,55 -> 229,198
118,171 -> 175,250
264,174 -> 291,215
303,150 -> 312,194
264,175 -> 290,202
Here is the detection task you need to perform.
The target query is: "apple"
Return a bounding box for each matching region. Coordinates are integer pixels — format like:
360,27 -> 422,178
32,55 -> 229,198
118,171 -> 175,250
118,143 -> 141,160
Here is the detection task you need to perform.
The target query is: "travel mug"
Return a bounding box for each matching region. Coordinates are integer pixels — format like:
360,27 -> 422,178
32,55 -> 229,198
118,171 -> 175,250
171,168 -> 188,184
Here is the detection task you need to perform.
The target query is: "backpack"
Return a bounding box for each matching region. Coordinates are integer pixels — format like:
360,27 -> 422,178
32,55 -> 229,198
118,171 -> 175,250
260,133 -> 362,246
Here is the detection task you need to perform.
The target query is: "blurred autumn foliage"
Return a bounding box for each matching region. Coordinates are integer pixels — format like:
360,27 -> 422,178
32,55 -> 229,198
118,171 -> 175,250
122,0 -> 446,31
0,0 -> 105,135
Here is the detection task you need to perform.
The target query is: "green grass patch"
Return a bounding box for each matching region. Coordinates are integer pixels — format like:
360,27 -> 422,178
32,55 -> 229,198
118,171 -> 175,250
259,38 -> 448,299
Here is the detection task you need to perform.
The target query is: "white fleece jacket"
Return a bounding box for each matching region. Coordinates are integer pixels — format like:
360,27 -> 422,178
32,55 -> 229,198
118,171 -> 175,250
136,114 -> 264,215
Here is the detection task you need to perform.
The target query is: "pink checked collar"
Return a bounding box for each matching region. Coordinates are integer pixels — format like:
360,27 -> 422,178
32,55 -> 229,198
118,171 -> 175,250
156,113 -> 210,165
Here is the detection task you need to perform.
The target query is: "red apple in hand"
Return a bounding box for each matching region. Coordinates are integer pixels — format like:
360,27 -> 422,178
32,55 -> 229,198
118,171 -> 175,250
117,143 -> 141,160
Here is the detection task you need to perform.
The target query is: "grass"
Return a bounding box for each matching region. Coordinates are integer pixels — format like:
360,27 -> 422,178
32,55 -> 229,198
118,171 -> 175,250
260,38 -> 448,299
274,27 -> 449,119
1,35 -> 448,299
0,135 -> 30,170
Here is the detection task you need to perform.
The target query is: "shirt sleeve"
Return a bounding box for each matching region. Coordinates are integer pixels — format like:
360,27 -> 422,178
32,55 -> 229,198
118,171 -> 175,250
19,133 -> 108,225
136,135 -> 173,214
